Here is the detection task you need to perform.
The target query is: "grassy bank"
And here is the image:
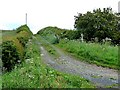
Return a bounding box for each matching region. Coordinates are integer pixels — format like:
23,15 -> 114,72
2,25 -> 33,58
2,36 -> 95,88
1,25 -> 33,71
57,39 -> 118,69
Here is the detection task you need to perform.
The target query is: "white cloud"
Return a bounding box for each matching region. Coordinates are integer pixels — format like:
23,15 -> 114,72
0,0 -> 119,34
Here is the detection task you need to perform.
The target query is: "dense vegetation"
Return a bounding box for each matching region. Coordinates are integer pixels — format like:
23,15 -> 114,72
37,8 -> 119,69
1,25 -> 33,71
37,25 -> 118,69
1,7 -> 119,88
37,26 -> 81,42
74,8 -> 120,44
2,36 -> 94,88
2,41 -> 20,71
57,39 -> 118,69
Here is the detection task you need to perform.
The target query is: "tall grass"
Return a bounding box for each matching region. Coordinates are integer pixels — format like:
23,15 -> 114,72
57,39 -> 118,69
2,36 -> 95,88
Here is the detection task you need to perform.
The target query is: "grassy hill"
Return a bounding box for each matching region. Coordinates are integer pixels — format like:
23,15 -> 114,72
2,25 -> 33,56
37,26 -> 80,44
1,24 -> 33,71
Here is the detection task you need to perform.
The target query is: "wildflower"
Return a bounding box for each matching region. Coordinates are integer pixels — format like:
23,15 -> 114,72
41,54 -> 44,56
28,74 -> 34,79
26,59 -> 30,63
17,60 -> 21,63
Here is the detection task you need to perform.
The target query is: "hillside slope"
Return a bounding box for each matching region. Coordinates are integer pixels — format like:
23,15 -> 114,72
1,25 -> 33,71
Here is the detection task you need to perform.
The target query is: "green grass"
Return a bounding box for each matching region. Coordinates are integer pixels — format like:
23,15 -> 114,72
2,36 -> 95,88
36,36 -> 59,57
0,75 -> 1,89
1,30 -> 16,37
37,26 -> 118,69
57,39 -> 118,69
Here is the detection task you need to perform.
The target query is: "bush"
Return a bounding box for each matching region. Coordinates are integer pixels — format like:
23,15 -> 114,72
2,41 -> 20,72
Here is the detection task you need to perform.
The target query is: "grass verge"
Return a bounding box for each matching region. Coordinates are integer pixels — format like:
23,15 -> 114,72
57,39 -> 118,69
2,36 -> 95,88
36,36 -> 59,58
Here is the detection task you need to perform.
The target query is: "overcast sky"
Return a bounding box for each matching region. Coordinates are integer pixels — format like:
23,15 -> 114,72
0,0 -> 119,34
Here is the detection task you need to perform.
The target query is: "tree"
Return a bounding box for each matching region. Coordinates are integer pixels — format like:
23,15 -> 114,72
74,11 -> 96,41
74,7 -> 120,44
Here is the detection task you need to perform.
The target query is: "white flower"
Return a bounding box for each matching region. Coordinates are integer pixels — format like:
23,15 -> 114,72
41,54 -> 44,56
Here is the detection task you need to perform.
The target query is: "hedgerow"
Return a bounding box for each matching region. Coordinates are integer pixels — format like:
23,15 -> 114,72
2,41 -> 20,71
2,25 -> 33,72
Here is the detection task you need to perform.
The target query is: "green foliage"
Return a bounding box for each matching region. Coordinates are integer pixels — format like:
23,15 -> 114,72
37,26 -> 81,42
37,27 -> 60,44
1,25 -> 33,72
61,30 -> 81,40
47,33 -> 59,44
2,41 -> 20,71
17,37 -> 28,47
16,25 -> 33,47
57,39 -> 118,69
2,36 -> 95,88
74,7 -> 120,44
37,24 -> 118,69
16,24 -> 32,34
36,36 -> 60,57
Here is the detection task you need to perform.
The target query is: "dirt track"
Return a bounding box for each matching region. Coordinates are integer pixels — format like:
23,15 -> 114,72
38,42 -> 118,88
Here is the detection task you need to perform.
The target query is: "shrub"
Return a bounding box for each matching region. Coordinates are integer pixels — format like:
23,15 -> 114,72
2,41 -> 20,72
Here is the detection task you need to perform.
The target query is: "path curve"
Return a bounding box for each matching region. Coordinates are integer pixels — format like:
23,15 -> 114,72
38,42 -> 118,88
